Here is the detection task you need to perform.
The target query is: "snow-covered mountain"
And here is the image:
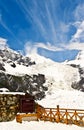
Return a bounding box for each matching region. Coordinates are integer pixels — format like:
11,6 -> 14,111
0,38 -> 84,100
65,50 -> 84,91
37,50 -> 84,109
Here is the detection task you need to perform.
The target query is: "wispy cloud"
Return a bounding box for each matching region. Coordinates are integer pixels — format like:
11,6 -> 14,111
24,41 -> 63,55
74,4 -> 84,21
62,42 -> 84,51
35,42 -> 63,51
0,13 -> 22,45
5,0 -> 84,56
71,21 -> 84,43
24,41 -> 37,55
44,2 -> 57,43
16,0 -> 48,40
16,0 -> 70,44
0,14 -> 12,36
67,3 -> 84,51
63,22 -> 84,51
72,3 -> 84,42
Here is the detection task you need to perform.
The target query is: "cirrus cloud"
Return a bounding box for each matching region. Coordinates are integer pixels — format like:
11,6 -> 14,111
71,21 -> 84,43
24,41 -> 63,56
62,42 -> 84,51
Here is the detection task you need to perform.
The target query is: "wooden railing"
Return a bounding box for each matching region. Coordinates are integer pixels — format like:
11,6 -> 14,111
16,113 -> 38,123
36,105 -> 84,126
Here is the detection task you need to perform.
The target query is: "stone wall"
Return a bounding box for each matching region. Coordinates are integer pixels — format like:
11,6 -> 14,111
0,93 -> 20,122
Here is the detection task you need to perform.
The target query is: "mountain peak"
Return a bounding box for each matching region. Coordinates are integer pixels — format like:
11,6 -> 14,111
0,37 -> 7,50
76,50 -> 84,60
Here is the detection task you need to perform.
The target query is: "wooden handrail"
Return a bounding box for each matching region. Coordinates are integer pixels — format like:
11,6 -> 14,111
16,104 -> 84,126
36,105 -> 84,126
41,107 -> 84,112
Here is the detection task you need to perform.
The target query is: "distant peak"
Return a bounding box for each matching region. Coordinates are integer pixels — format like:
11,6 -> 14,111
76,50 -> 84,60
0,37 -> 8,50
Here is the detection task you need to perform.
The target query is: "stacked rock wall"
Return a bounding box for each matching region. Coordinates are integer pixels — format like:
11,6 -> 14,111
0,94 -> 20,122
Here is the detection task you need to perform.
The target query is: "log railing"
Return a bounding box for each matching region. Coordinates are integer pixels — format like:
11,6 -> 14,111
36,105 -> 84,126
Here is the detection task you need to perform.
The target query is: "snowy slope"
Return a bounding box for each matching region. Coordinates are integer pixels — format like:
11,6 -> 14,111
27,52 -> 84,109
38,89 -> 84,109
1,52 -> 79,91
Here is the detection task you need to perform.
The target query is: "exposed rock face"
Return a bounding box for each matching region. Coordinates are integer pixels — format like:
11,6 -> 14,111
0,63 -> 5,71
66,51 -> 84,92
69,64 -> 79,68
71,67 -> 84,91
0,48 -> 36,67
0,48 -> 48,100
0,72 -> 47,100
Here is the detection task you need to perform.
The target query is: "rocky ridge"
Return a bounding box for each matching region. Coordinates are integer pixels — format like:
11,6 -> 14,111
66,50 -> 84,91
0,46 -> 47,100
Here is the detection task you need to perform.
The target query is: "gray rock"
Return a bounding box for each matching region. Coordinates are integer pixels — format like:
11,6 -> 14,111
0,72 -> 47,100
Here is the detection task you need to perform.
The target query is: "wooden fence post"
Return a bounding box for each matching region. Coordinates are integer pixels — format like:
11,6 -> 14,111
57,105 -> 60,123
65,109 -> 68,124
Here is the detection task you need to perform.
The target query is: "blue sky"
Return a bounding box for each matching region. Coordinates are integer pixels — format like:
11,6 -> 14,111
0,0 -> 84,62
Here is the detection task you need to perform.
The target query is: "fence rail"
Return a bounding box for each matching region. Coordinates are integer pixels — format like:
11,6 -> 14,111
36,105 -> 84,126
